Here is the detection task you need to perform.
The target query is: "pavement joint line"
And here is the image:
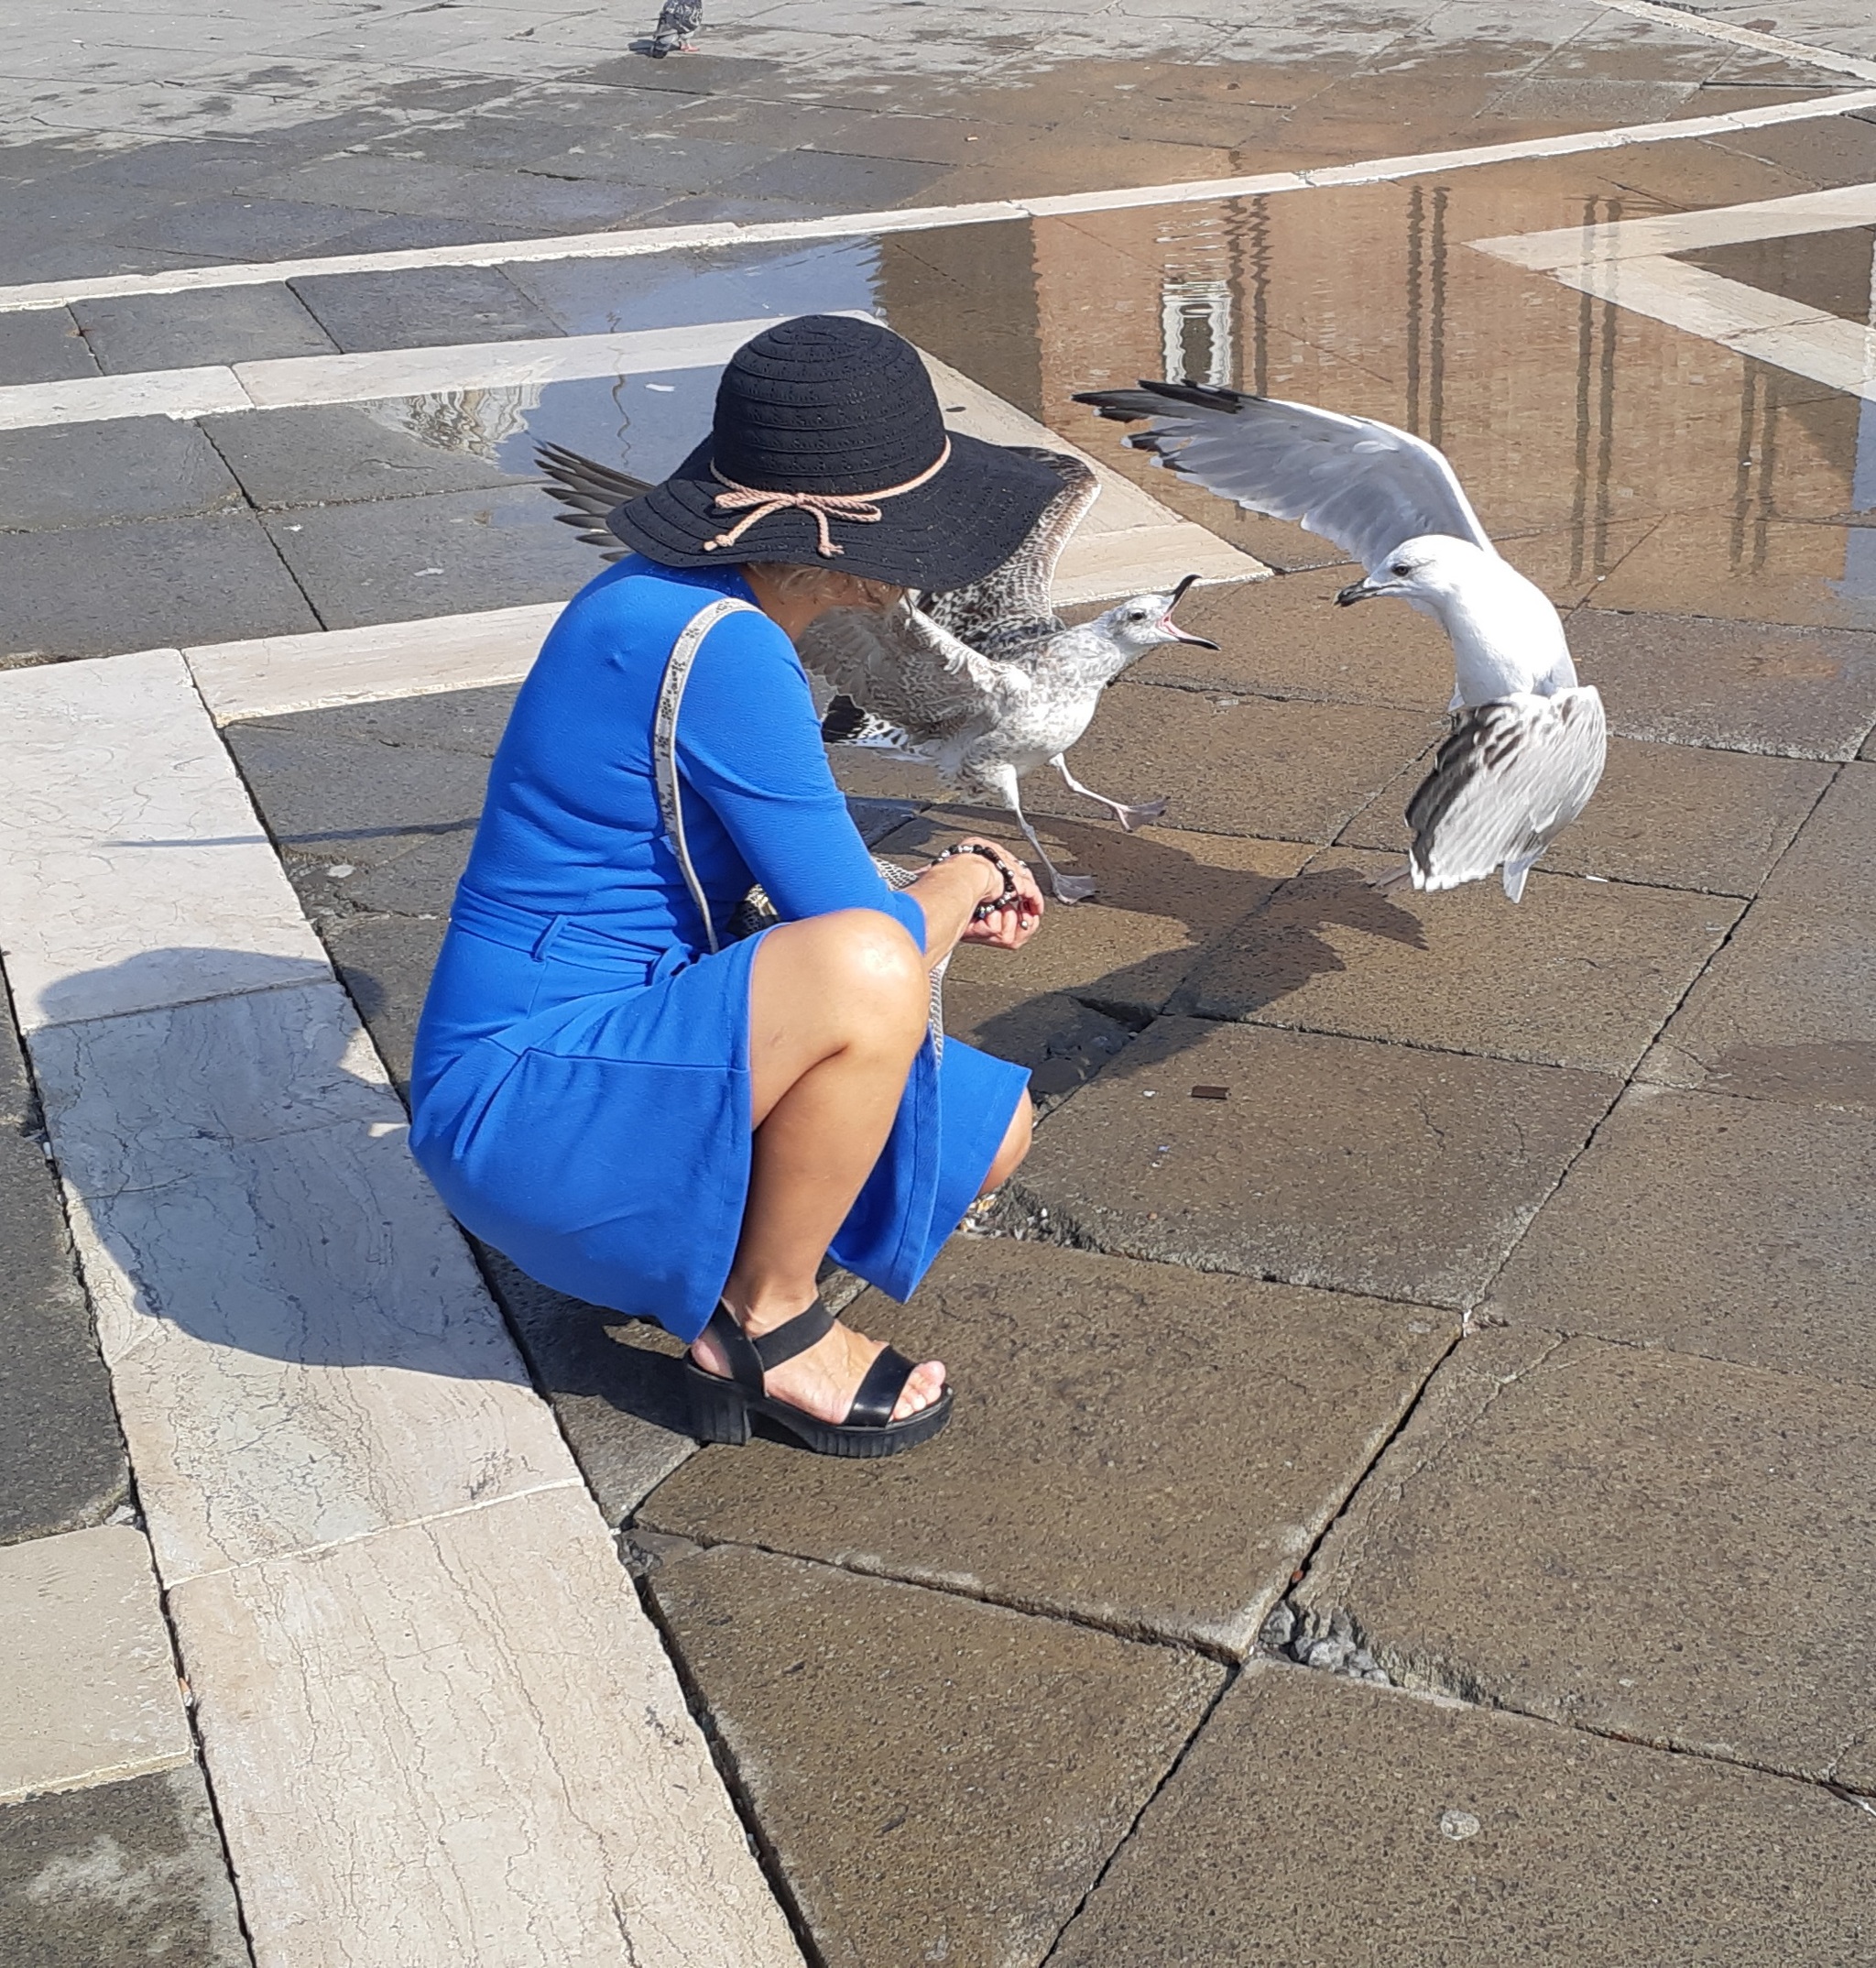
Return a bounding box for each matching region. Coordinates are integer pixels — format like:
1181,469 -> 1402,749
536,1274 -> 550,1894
1594,0 -> 1876,82
1,87 -> 1874,318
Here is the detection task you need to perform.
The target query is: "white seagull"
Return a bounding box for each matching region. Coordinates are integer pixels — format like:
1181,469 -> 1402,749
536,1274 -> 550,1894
534,441 -> 1216,901
1076,382 -> 1607,902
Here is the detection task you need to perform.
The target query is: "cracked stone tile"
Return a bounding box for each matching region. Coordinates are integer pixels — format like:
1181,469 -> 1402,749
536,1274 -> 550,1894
0,1525 -> 191,1803
648,1543 -> 1223,1968
1342,734 -> 1834,896
1487,1084 -> 1876,1387
0,1765 -> 247,1966
62,1101 -> 572,1583
1183,852 -> 1741,1077
1048,1662 -> 1876,1968
639,1237 -> 1454,1653
200,404 -> 523,510
1293,1328 -> 1876,1792
289,265 -> 562,353
1005,1018 -> 1619,1307
0,306 -> 97,387
1567,611 -> 1876,760
172,1485 -> 802,1968
71,284 -> 337,373
0,651 -> 328,1032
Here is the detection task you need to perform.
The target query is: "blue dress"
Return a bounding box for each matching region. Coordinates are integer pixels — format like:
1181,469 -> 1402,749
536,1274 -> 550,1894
409,556 -> 1029,1346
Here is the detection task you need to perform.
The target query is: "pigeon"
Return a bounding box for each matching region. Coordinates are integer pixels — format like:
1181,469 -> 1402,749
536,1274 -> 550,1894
649,0 -> 702,57
535,441 -> 1218,902
1075,382 -> 1607,902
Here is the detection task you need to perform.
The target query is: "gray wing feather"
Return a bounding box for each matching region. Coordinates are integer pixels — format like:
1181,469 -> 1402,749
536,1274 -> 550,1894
801,599 -> 1030,747
534,442 -> 654,562
921,448 -> 1098,656
1402,687 -> 1607,898
1076,382 -> 1490,571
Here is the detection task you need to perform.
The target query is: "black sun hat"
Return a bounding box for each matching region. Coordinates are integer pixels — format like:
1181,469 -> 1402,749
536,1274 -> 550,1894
608,314 -> 1065,590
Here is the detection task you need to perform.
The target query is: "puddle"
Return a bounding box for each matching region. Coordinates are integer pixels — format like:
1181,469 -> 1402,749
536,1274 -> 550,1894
301,135 -> 1876,630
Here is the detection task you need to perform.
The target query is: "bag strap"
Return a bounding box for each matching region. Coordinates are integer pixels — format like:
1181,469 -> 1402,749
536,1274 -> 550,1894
654,596 -> 763,955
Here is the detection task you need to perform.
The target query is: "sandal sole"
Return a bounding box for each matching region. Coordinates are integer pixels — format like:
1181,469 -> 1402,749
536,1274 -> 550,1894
683,1362 -> 954,1459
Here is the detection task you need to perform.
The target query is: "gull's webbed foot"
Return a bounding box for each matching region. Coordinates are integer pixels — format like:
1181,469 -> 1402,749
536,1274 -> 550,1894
1052,869 -> 1099,903
1115,796 -> 1169,833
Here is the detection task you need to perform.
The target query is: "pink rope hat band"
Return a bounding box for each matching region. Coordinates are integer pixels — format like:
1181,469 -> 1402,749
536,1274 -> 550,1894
701,438 -> 954,557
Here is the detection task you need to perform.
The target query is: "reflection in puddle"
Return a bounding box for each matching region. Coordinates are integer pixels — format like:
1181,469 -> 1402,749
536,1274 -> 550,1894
349,140 -> 1876,629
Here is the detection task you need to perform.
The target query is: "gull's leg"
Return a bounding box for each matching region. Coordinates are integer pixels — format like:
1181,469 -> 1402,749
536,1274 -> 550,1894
1051,753 -> 1168,833
981,761 -> 1096,902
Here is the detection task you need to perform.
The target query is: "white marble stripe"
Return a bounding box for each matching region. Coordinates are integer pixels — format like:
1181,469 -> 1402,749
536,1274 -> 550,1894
0,651 -> 802,1963
1514,253 -> 1876,401
0,651 -> 330,1030
0,314 -> 793,432
1596,0 -> 1876,82
0,90 -> 1871,316
1478,182 -> 1876,272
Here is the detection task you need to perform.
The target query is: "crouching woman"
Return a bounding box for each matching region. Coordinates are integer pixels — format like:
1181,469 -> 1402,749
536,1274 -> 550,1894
409,316 -> 1058,1458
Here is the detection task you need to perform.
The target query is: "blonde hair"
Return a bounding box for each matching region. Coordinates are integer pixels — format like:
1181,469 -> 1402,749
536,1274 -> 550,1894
746,562 -> 905,611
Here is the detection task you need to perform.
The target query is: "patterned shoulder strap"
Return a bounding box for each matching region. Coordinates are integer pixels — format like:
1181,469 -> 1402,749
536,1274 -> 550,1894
653,595 -> 763,955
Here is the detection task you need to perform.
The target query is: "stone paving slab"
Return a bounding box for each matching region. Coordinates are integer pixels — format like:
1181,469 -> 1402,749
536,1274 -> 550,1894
0,1765 -> 250,1967
261,483 -> 596,630
72,285 -> 337,373
640,1238 -> 1454,1654
1048,1662 -> 1876,1968
1590,514 -> 1876,635
1641,902 -> 1876,1110
0,1525 -> 191,1804
1183,853 -> 1741,1075
1006,1018 -> 1620,1307
199,403 -> 523,509
1342,734 -> 1834,895
647,1542 -> 1223,1968
0,1017 -> 125,1546
1486,1083 -> 1876,1384
1294,1328 -> 1876,1790
0,415 -> 244,530
173,1483 -> 802,1968
0,514 -> 322,664
0,307 -> 95,387
289,264 -> 562,352
0,652 -> 328,1030
61,1094 -> 572,1581
1567,609 -> 1876,759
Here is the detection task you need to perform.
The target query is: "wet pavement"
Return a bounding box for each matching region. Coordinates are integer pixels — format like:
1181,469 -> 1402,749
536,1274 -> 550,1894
4,3 -> 1876,1963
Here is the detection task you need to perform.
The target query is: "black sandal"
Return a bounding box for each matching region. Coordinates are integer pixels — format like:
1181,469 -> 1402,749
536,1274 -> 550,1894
683,1297 -> 953,1459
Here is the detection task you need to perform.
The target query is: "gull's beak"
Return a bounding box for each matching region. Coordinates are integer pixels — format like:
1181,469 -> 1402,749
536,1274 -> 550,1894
1160,573 -> 1219,649
1336,574 -> 1384,607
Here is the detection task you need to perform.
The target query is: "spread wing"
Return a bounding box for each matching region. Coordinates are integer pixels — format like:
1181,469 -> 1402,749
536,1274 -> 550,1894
1074,381 -> 1491,573
802,598 -> 1030,748
534,442 -> 653,561
920,447 -> 1098,659
1396,687 -> 1608,902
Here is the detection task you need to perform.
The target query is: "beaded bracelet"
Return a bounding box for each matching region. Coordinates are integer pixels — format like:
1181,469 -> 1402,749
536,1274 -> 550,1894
935,841 -> 1020,920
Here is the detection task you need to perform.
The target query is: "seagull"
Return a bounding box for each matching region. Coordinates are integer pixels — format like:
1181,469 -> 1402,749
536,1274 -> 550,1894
1075,382 -> 1607,902
649,0 -> 702,56
535,441 -> 1218,902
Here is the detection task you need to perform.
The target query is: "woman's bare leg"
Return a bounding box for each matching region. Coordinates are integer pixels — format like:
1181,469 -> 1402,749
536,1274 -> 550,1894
691,909 -> 944,1425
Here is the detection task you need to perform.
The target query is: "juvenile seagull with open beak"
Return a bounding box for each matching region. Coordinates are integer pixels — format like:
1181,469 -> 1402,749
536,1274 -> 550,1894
1077,381 -> 1607,902
538,440 -> 1216,902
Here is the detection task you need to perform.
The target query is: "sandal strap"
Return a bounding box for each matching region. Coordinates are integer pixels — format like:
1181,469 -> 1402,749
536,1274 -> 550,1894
701,1303 -> 765,1392
749,1296 -> 834,1372
846,1344 -> 919,1429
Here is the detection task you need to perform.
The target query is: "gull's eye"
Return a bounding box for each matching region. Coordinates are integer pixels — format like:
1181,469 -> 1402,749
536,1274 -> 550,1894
1127,608 -> 1148,621
1391,562 -> 1411,576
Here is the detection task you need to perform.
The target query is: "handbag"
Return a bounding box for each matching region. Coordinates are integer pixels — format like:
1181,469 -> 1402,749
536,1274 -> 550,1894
653,596 -> 947,1055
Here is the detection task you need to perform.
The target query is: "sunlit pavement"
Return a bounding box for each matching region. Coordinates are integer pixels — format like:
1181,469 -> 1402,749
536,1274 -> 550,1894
3,5 -> 1875,1963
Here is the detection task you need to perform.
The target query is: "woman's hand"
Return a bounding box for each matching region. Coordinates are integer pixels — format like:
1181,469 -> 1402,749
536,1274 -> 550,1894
954,838 -> 1044,952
